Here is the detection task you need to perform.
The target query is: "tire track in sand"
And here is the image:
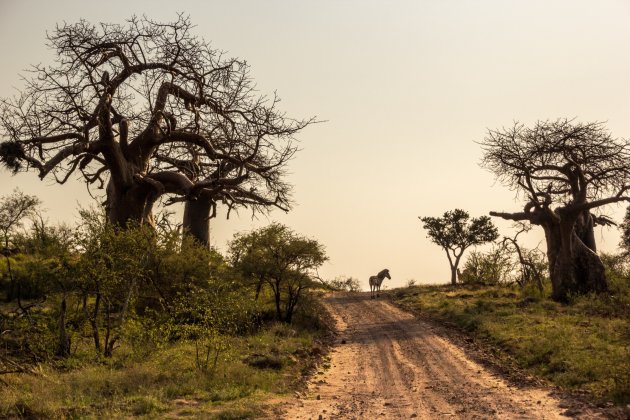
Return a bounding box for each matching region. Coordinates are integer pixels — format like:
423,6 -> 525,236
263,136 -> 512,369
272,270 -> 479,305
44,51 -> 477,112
278,292 -> 604,419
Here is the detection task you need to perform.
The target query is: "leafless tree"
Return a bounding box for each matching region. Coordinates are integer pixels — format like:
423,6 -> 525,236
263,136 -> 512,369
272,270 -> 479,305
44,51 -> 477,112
481,119 -> 630,301
0,16 -> 310,228
160,121 -> 299,245
500,224 -> 545,293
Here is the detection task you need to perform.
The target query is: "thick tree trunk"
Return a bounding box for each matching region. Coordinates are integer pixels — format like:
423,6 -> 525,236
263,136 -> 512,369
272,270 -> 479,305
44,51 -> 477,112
575,211 -> 597,251
450,266 -> 457,285
183,199 -> 212,247
106,180 -> 157,227
543,217 -> 608,302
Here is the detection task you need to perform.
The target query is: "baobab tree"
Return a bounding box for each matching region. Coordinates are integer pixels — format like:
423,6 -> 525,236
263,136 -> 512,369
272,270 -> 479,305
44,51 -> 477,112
420,209 -> 498,285
160,128 -> 297,246
181,165 -> 294,247
481,119 -> 630,301
0,16 -> 309,228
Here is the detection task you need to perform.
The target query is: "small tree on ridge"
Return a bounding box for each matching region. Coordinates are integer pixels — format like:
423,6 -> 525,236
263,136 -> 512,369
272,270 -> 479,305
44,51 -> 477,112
420,209 -> 498,285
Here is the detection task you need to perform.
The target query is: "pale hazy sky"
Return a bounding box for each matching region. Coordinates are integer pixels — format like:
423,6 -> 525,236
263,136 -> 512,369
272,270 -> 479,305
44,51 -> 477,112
1,1 -> 629,288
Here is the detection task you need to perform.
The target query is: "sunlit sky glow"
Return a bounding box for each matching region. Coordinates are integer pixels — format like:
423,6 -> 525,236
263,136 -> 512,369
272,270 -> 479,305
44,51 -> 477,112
1,1 -> 629,288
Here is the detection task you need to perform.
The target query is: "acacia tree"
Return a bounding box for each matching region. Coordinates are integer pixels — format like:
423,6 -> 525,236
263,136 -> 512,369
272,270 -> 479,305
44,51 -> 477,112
0,16 -> 309,228
420,209 -> 498,285
481,119 -> 630,301
0,190 -> 41,308
229,223 -> 327,323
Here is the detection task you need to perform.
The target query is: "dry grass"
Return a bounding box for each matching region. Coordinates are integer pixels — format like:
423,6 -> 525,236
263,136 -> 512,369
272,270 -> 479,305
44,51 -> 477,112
0,322 -> 324,419
391,281 -> 630,404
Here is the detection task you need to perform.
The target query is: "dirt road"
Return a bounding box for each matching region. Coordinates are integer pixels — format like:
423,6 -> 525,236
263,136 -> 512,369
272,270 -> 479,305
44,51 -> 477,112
279,293 -> 601,420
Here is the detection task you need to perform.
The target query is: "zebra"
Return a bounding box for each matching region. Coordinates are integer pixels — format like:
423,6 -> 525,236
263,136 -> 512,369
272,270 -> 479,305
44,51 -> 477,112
369,269 -> 391,299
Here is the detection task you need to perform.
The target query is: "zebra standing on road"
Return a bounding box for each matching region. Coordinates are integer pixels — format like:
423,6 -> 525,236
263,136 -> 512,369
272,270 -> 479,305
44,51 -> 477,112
369,269 -> 391,298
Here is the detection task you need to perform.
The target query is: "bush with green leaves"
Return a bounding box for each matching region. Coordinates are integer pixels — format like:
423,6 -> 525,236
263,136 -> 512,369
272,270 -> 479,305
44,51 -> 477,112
1,210 -> 256,362
71,210 -> 155,356
1,198 -> 327,383
166,282 -> 258,372
326,276 -> 361,292
229,223 -> 327,323
584,253 -> 630,318
459,246 -> 515,285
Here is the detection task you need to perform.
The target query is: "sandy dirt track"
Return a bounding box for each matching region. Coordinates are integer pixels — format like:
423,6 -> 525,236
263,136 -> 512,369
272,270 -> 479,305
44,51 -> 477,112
278,292 -> 603,420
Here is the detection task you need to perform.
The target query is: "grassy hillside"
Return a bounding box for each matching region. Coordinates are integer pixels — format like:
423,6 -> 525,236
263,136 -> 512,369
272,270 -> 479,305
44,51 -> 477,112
390,281 -> 630,404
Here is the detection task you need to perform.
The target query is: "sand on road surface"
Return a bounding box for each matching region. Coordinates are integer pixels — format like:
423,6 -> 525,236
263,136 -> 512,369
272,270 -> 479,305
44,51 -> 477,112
278,292 -> 602,420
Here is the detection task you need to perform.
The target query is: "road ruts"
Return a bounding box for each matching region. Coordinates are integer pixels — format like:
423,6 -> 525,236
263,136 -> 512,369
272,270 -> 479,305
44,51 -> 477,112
279,292 -> 603,420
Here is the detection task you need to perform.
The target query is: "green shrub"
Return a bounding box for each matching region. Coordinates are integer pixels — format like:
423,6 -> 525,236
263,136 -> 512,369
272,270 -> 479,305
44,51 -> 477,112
326,276 -> 361,292
459,246 -> 514,285
229,223 -> 327,323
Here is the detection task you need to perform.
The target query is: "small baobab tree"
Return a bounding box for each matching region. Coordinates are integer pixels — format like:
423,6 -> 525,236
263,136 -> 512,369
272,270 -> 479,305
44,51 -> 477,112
419,209 -> 498,285
0,16 -> 310,228
481,119 -> 630,301
162,124 -> 299,246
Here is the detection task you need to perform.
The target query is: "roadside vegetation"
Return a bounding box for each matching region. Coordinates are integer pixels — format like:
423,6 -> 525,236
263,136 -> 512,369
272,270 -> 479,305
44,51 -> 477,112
391,254 -> 630,404
0,191 -> 330,419
1,322 -> 326,419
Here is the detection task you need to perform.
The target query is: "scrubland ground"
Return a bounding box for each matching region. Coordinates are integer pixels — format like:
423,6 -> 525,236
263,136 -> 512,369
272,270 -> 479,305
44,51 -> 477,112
0,309 -> 330,419
3,283 -> 629,419
279,292 -> 615,420
391,284 -> 630,406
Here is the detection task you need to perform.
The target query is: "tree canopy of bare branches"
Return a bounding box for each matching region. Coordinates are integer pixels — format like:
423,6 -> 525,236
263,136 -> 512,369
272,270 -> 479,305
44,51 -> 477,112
0,15 -> 311,228
481,119 -> 630,301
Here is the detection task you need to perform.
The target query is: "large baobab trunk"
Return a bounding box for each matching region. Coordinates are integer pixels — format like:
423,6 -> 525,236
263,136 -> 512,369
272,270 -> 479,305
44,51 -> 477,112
105,180 -> 157,227
542,216 -> 607,302
183,199 -> 212,247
